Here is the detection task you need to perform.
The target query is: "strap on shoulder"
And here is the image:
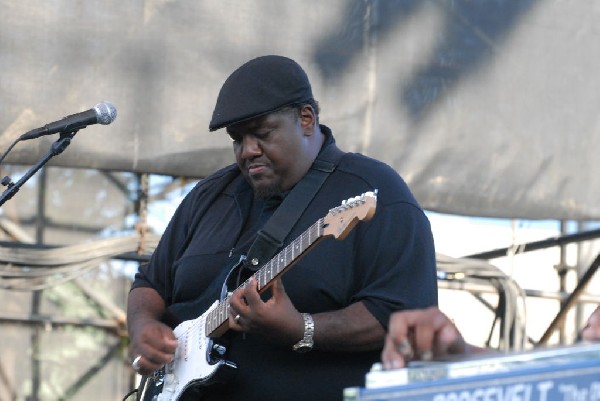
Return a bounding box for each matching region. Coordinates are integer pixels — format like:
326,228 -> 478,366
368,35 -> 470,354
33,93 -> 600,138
244,144 -> 345,270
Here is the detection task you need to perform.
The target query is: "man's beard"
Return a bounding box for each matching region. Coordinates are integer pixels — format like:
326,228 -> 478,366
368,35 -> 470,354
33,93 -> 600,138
251,178 -> 283,200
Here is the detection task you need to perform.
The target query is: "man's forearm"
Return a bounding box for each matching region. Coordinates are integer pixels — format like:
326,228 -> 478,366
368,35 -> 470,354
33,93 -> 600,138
127,287 -> 167,332
312,301 -> 385,352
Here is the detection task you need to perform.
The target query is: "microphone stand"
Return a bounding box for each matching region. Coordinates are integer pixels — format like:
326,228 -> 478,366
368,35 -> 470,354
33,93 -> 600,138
0,131 -> 77,207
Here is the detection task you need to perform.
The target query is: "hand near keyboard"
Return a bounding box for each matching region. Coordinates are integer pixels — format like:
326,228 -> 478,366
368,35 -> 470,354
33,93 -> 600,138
381,306 -> 485,370
582,306 -> 600,342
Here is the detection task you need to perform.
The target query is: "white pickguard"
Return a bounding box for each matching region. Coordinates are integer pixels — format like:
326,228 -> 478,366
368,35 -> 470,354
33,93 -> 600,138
155,300 -> 231,401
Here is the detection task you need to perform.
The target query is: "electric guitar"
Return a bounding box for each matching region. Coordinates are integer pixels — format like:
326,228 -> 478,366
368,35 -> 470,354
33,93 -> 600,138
139,191 -> 378,401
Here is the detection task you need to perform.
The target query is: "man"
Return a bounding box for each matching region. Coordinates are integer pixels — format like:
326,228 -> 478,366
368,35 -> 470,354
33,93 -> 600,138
127,55 -> 438,400
381,305 -> 600,370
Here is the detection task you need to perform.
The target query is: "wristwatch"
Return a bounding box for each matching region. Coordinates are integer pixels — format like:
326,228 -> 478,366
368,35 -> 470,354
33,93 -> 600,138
292,313 -> 315,353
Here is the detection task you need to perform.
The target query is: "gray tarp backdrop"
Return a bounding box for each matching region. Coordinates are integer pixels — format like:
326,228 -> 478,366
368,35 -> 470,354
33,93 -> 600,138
1,0 -> 599,220
2,3 -> 600,400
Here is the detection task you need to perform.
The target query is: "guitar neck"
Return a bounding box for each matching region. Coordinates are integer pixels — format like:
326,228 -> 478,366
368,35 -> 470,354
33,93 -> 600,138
205,218 -> 325,337
253,218 -> 325,292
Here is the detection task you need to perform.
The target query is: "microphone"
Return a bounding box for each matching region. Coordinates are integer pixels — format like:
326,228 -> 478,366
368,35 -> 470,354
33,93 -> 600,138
20,101 -> 117,140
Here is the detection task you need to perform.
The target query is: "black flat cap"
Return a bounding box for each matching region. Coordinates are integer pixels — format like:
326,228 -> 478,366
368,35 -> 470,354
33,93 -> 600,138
209,55 -> 314,131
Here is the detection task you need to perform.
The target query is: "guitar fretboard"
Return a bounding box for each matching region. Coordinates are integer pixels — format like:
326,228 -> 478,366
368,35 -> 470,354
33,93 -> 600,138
205,218 -> 325,336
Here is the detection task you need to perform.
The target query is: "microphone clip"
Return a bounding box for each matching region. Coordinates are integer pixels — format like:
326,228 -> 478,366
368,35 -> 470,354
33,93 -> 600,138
0,131 -> 78,207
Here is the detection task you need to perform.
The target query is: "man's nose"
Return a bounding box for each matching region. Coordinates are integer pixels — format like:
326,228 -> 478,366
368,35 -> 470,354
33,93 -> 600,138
240,135 -> 261,158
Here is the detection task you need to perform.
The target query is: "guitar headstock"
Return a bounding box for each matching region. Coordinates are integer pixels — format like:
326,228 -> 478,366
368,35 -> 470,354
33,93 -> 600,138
322,191 -> 377,240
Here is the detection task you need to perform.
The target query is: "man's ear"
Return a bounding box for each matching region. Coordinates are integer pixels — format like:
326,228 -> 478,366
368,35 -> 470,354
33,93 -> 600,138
299,105 -> 316,135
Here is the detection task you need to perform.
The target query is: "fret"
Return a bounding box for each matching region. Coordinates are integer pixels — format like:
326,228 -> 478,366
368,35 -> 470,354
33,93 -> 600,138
218,302 -> 226,325
265,263 -> 271,284
212,307 -> 218,329
223,301 -> 229,323
262,260 -> 273,287
206,309 -> 213,334
213,305 -> 220,330
303,230 -> 307,248
284,246 -> 290,267
280,251 -> 285,272
268,259 -> 274,281
214,307 -> 220,330
263,259 -> 270,283
258,268 -> 265,288
260,263 -> 266,287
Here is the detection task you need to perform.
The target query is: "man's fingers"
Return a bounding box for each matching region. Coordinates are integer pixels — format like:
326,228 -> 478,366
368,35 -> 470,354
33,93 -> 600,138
396,338 -> 414,359
382,335 -> 409,370
271,278 -> 286,297
241,277 -> 261,306
438,323 -> 465,354
384,307 -> 462,367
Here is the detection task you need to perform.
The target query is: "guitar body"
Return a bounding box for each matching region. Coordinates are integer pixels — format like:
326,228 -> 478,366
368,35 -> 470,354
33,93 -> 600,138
141,301 -> 237,401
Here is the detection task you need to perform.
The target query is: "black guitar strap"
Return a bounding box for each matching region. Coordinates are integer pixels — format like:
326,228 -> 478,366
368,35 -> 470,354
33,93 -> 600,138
243,143 -> 345,271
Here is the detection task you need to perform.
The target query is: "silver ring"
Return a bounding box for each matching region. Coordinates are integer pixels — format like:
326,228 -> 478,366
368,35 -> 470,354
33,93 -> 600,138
234,314 -> 241,323
397,338 -> 413,359
420,350 -> 433,361
132,355 -> 142,371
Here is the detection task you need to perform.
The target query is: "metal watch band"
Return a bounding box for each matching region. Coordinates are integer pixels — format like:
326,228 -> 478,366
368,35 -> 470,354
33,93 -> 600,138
292,313 -> 315,352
